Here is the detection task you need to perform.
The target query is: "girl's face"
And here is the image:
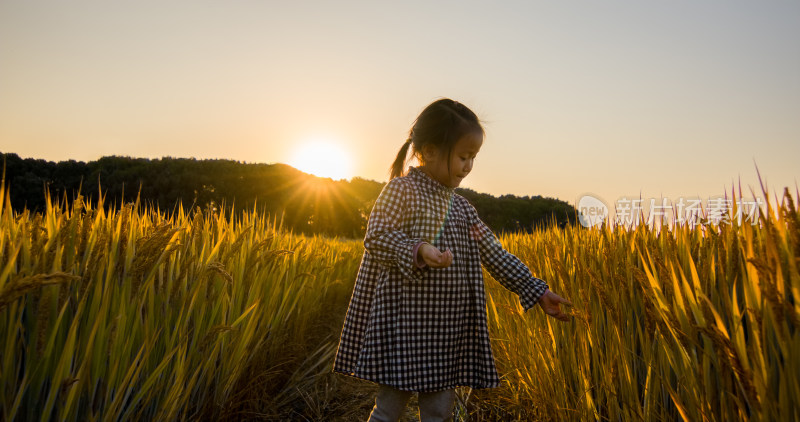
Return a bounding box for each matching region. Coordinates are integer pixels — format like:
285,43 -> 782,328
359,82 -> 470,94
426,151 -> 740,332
420,131 -> 483,188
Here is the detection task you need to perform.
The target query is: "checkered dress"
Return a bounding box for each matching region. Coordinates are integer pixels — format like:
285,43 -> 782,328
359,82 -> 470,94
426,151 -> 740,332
333,166 -> 549,392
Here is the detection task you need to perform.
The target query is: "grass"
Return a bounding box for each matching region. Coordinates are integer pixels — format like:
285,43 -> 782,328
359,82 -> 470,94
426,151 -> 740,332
478,182 -> 799,421
0,174 -> 797,421
0,179 -> 364,421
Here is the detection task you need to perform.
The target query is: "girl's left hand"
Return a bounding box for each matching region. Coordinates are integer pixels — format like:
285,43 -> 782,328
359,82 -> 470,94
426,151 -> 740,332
538,290 -> 573,322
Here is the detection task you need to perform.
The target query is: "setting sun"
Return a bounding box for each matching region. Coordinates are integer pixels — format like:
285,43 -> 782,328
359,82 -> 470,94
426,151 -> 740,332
288,139 -> 353,180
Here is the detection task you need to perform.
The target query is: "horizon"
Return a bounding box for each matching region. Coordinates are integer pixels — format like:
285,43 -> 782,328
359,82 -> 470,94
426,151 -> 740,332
4,150 -> 794,234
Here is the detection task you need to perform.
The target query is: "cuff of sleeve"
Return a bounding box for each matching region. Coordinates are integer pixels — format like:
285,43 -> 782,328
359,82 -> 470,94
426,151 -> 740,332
519,277 -> 550,312
397,238 -> 429,283
412,241 -> 428,268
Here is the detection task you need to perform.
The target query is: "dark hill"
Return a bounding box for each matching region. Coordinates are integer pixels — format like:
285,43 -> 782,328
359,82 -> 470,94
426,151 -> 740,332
1,152 -> 576,238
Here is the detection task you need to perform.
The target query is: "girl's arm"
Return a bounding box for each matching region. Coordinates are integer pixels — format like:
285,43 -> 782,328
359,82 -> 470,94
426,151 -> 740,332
363,178 -> 428,283
467,203 -> 549,312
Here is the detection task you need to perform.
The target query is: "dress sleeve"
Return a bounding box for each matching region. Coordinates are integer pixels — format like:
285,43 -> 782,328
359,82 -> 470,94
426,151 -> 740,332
363,178 -> 429,283
466,202 -> 549,311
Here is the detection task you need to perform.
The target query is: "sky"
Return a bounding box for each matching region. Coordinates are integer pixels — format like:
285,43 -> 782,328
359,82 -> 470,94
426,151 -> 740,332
1,0 -> 798,223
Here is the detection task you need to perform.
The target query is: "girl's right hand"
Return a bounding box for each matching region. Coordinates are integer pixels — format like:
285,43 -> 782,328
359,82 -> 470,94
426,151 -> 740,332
418,243 -> 453,268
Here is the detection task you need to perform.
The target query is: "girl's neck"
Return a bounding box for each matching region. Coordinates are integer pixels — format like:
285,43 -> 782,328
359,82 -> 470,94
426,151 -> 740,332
418,164 -> 434,179
416,164 -> 453,191
418,165 -> 442,184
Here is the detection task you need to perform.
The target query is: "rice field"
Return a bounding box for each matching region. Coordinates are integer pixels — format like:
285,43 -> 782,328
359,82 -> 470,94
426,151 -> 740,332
0,177 -> 797,421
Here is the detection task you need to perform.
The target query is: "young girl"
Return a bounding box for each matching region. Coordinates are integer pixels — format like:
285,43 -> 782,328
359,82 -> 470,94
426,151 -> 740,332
333,98 -> 572,421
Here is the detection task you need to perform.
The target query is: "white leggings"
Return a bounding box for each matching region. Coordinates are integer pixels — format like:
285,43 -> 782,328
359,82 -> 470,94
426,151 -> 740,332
367,384 -> 456,422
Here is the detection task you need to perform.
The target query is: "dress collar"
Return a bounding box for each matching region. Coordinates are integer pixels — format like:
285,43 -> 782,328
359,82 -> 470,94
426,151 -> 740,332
408,166 -> 455,197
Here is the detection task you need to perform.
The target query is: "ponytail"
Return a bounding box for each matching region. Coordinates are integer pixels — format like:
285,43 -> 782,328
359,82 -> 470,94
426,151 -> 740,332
389,138 -> 412,180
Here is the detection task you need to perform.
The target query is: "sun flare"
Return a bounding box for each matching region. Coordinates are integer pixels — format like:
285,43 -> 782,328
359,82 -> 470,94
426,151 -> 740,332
288,139 -> 352,180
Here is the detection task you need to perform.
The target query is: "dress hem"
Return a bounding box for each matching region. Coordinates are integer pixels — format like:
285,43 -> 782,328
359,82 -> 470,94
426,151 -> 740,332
331,367 -> 501,393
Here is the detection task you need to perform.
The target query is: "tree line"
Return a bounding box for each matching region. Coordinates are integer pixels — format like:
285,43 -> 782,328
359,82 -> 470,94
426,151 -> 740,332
1,152 -> 577,238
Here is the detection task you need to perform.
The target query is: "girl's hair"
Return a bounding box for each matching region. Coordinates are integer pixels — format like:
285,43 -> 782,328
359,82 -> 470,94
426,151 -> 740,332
390,98 -> 484,180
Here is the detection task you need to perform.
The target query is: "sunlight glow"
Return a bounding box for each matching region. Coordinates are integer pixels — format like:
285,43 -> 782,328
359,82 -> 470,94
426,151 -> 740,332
288,139 -> 352,180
